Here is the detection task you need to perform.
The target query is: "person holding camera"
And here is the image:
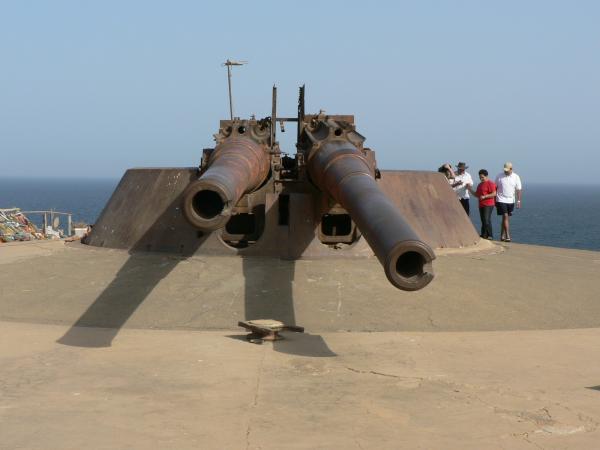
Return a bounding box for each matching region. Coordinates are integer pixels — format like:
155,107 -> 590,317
453,162 -> 473,215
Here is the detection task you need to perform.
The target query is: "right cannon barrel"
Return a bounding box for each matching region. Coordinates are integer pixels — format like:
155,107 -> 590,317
307,138 -> 435,291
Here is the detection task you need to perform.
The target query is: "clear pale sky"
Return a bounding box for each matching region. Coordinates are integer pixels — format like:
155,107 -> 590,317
1,1 -> 599,183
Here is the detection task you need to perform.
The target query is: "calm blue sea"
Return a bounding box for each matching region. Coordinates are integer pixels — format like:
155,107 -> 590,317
1,178 -> 599,251
0,178 -> 118,228
468,183 -> 600,251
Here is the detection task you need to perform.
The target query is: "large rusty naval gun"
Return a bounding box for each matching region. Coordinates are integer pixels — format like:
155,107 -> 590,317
181,87 -> 435,291
87,85 -> 480,293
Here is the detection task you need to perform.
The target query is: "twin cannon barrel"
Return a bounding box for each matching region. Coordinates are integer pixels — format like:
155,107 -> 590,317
182,120 -> 435,291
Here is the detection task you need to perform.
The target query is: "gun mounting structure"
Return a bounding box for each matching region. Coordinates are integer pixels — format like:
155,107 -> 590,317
182,86 -> 435,291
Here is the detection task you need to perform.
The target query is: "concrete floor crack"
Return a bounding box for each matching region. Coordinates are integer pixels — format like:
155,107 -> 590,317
346,367 -> 424,380
354,437 -> 365,449
514,431 -> 545,450
413,305 -> 438,329
246,347 -> 266,450
541,407 -> 552,421
427,313 -> 437,329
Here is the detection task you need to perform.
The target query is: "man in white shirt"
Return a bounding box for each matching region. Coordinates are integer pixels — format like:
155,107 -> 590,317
453,162 -> 473,215
495,162 -> 522,242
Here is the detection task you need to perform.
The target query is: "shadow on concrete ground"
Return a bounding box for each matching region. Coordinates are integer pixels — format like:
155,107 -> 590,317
225,333 -> 337,357
57,197 -> 335,357
57,196 -> 209,347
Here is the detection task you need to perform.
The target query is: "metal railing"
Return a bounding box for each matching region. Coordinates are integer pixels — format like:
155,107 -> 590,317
18,209 -> 73,237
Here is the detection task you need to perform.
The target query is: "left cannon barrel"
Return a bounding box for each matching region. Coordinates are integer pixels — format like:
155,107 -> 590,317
183,136 -> 270,231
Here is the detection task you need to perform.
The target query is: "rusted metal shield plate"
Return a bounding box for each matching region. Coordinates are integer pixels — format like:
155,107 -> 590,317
378,170 -> 479,249
88,168 -> 478,255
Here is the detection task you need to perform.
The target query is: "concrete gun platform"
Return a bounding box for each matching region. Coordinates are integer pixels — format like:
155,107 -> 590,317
1,241 -> 600,448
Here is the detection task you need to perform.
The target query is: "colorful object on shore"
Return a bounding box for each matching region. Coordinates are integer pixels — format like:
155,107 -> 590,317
0,208 -> 45,242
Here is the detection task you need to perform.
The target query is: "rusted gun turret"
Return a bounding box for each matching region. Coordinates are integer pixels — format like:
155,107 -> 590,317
299,115 -> 435,291
180,86 -> 435,291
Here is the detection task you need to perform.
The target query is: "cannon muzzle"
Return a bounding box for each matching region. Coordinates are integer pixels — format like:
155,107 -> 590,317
183,136 -> 270,231
308,138 -> 435,291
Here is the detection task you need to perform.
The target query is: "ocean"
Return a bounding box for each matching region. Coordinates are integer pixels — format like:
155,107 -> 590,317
1,178 -> 599,252
0,178 -> 117,228
469,184 -> 600,251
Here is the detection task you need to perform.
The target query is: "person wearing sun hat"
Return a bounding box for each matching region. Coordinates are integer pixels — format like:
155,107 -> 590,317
452,162 -> 473,215
495,162 -> 522,242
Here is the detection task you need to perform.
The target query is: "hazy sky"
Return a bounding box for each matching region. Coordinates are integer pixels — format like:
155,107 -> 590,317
1,1 -> 599,183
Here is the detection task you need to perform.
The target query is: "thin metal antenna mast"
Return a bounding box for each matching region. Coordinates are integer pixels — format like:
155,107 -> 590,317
222,59 -> 247,120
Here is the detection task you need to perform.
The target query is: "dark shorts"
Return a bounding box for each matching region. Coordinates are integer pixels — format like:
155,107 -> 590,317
496,202 -> 515,216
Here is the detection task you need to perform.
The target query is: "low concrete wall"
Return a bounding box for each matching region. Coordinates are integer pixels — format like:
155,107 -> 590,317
87,168 -> 479,256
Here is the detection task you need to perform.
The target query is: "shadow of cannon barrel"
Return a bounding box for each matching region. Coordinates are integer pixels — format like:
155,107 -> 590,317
182,136 -> 270,231
307,140 -> 435,291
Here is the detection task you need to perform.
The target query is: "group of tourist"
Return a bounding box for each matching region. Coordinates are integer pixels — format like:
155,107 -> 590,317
438,162 -> 522,242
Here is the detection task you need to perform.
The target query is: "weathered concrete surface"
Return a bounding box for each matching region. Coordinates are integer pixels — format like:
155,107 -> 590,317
0,240 -> 66,264
2,323 -> 600,449
1,242 -> 600,449
1,241 -> 599,335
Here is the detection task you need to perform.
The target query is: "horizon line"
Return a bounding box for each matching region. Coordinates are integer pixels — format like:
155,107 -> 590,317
1,175 -> 600,186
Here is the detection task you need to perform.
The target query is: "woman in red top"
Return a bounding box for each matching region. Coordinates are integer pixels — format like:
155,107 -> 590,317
469,169 -> 497,239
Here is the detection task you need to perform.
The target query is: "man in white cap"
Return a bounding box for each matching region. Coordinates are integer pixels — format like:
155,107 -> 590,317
453,162 -> 473,215
495,162 -> 522,242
